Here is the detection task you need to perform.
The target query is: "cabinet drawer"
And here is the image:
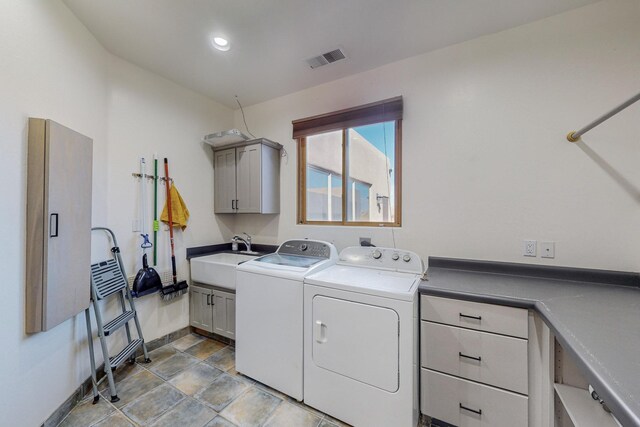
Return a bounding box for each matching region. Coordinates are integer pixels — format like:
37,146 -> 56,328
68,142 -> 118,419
421,368 -> 528,427
421,321 -> 528,394
421,295 -> 528,338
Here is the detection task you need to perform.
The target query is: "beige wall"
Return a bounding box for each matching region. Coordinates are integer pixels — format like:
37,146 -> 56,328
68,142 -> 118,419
105,55 -> 234,342
0,2 -> 233,424
0,1 -> 109,424
233,0 -> 640,272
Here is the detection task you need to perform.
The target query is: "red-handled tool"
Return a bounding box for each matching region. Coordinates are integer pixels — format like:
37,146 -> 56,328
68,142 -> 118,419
160,158 -> 188,301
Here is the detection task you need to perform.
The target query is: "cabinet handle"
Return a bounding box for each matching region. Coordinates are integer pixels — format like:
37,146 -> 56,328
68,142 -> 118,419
459,352 -> 482,362
50,213 -> 59,237
206,294 -> 210,305
231,199 -> 235,210
459,313 -> 482,321
459,403 -> 482,416
235,199 -> 239,210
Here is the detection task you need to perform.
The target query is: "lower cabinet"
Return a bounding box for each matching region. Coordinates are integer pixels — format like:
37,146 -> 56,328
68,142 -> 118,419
190,284 -> 236,339
212,291 -> 236,338
422,369 -> 528,427
420,295 -> 531,426
190,285 -> 214,331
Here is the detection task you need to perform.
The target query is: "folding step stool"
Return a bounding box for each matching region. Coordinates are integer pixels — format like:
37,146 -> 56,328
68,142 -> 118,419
85,227 -> 151,403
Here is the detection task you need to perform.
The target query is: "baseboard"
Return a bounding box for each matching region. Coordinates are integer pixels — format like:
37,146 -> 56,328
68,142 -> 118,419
144,326 -> 191,353
191,326 -> 235,346
42,326 -> 191,427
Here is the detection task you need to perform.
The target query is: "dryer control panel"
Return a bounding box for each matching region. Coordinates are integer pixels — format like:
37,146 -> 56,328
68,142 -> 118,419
277,239 -> 337,259
339,247 -> 424,274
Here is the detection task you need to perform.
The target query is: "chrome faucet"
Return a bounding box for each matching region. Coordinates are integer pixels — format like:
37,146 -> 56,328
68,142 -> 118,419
232,232 -> 252,252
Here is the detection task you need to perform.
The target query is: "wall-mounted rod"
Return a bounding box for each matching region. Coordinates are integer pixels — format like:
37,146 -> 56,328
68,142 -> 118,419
132,173 -> 172,182
567,91 -> 640,142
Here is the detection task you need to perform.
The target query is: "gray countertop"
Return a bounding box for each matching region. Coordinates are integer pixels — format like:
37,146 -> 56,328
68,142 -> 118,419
419,260 -> 640,427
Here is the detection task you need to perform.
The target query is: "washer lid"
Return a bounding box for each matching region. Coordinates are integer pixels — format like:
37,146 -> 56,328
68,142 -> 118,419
254,253 -> 324,268
304,265 -> 420,300
237,255 -> 337,280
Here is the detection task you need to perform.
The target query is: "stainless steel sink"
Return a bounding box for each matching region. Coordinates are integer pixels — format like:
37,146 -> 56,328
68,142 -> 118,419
190,253 -> 258,290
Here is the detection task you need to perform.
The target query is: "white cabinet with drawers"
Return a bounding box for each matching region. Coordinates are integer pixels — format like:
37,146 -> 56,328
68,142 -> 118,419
420,295 -> 530,427
422,369 -> 528,427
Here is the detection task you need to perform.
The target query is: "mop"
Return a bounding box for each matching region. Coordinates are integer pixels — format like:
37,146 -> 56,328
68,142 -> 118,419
153,154 -> 159,266
159,157 -> 189,301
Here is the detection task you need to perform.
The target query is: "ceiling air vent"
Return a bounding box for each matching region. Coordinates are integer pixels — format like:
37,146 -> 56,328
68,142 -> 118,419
306,48 -> 346,69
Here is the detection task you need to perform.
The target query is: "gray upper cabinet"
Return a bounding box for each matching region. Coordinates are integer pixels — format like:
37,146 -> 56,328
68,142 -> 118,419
214,148 -> 237,213
235,144 -> 261,213
213,138 -> 281,214
26,118 -> 93,333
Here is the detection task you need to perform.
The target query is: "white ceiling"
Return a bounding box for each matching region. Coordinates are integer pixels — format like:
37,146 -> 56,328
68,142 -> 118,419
64,0 -> 598,108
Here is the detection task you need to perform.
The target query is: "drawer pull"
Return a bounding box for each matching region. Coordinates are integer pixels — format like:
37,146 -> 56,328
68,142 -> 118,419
459,352 -> 482,362
459,313 -> 482,321
459,403 -> 482,416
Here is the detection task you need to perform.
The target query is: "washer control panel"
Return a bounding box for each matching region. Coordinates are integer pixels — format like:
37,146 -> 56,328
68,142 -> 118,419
277,239 -> 335,259
339,246 -> 424,274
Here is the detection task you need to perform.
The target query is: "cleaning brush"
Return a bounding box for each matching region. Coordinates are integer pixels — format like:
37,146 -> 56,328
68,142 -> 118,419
159,157 -> 189,302
160,282 -> 189,301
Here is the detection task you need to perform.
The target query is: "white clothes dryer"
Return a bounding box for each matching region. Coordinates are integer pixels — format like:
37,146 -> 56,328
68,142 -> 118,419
303,246 -> 424,427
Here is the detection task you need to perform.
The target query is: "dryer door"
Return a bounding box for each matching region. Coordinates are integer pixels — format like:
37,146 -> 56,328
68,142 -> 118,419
311,295 -> 399,392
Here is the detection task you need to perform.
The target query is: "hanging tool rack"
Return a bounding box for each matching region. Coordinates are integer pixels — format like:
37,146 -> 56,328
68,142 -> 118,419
131,173 -> 172,183
132,169 -> 174,267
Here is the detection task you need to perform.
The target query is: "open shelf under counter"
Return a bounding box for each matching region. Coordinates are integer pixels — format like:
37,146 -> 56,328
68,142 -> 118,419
554,383 -> 621,427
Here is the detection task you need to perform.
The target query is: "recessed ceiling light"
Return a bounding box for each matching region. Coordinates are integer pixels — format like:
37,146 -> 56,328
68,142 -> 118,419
211,36 -> 230,51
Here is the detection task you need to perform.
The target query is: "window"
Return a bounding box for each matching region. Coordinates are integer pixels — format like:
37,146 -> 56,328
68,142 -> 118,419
293,97 -> 402,226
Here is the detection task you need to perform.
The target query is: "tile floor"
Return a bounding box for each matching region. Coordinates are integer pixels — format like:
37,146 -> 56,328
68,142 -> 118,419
57,334 -> 352,427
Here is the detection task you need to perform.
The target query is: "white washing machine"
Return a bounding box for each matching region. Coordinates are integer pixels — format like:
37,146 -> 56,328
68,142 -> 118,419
236,239 -> 338,401
303,246 -> 424,427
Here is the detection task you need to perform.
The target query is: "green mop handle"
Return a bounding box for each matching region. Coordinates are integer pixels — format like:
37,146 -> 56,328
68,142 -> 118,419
153,155 -> 159,266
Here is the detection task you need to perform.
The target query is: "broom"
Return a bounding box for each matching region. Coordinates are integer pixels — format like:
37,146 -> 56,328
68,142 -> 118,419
160,157 -> 188,301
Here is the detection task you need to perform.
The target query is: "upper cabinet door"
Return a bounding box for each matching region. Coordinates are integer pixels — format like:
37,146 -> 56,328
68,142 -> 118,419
43,120 -> 93,331
214,148 -> 237,213
236,144 -> 262,213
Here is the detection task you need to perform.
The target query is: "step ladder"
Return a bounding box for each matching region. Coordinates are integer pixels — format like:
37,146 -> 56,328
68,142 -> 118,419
85,227 -> 151,403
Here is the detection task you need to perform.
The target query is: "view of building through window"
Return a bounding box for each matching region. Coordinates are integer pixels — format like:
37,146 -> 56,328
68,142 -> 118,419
304,121 -> 396,223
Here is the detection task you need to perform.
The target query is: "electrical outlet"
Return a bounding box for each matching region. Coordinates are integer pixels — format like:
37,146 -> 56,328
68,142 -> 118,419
523,240 -> 537,257
132,219 -> 141,232
541,241 -> 555,259
359,237 -> 372,246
